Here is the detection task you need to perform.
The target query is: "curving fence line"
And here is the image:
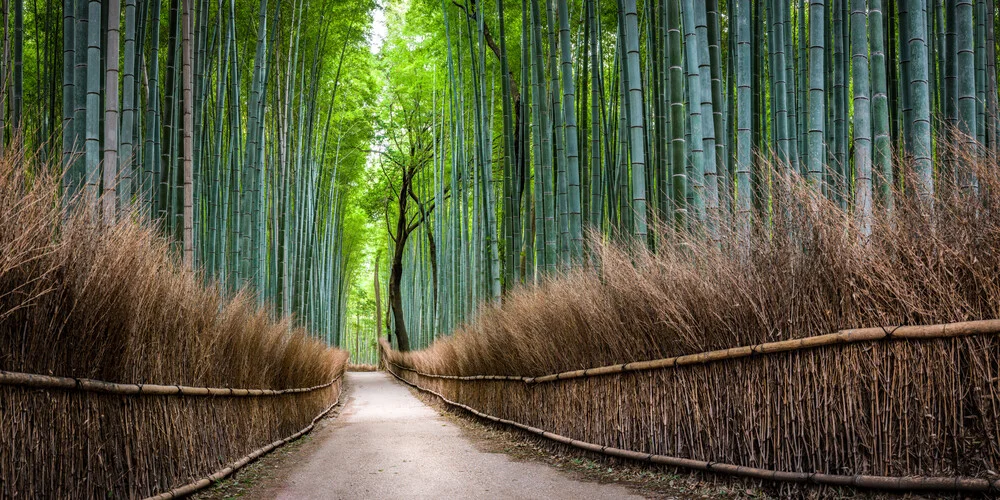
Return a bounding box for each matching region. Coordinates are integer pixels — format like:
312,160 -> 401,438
388,319 -> 1000,383
383,319 -> 1000,494
1,367 -> 344,498
0,369 -> 341,396
143,387 -> 343,500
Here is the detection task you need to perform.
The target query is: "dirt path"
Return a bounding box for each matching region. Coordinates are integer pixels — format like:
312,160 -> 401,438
264,371 -> 642,499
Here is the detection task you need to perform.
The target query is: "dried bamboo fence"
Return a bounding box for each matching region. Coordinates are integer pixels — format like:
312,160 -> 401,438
0,368 -> 344,498
382,319 -> 1000,493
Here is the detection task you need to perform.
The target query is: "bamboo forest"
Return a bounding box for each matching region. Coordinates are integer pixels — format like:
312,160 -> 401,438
4,0 -> 1000,497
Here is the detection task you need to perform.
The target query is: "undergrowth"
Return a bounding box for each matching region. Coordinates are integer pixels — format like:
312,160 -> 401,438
400,145 -> 1000,377
0,147 -> 346,389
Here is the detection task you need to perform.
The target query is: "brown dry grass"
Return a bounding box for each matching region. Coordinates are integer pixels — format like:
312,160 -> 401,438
399,145 -> 1000,378
385,146 -> 1000,491
0,148 -> 347,498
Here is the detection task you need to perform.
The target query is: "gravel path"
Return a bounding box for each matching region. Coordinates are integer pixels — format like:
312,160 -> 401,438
271,371 -> 642,499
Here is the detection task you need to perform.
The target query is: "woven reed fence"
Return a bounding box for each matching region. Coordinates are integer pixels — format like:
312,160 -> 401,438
383,320 -> 1000,493
0,368 -> 344,499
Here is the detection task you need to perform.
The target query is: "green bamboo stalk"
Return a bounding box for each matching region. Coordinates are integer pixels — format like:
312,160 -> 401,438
182,0 -> 194,268
707,0 -> 727,220
102,0 -> 121,222
84,0 -> 101,207
530,0 -> 555,274
11,0 -> 22,134
832,0 -> 847,206
62,0 -> 79,201
558,0 -> 583,264
619,0 -> 648,241
956,0 -> 978,191
496,0 -> 517,289
667,0 -> 687,229
588,0 -> 603,229
808,0 -> 826,189
736,0 -> 752,241
694,1 -> 718,240
909,0 -> 934,204
143,0 -> 162,218
681,0 -> 707,224
852,0 -> 873,235
119,0 -> 137,211
870,0 -> 894,213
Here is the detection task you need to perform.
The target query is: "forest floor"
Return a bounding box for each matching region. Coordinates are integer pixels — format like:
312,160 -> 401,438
196,371 -> 745,499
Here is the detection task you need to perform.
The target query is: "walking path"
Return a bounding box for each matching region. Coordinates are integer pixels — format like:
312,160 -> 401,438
270,371 -> 642,499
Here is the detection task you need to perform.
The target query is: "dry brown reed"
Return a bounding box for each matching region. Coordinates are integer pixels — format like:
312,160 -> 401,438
0,149 -> 347,498
387,145 -> 1000,492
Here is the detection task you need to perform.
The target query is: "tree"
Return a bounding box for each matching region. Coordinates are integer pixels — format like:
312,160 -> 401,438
377,96 -> 436,352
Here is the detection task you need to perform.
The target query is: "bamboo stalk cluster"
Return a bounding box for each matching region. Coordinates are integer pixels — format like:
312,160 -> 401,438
2,0 -> 377,345
380,0 -> 1000,354
0,149 -> 348,498
381,138 -> 1000,489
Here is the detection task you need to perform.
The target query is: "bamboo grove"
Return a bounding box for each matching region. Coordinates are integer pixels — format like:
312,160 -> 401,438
371,0 -> 1000,352
0,0 -> 378,344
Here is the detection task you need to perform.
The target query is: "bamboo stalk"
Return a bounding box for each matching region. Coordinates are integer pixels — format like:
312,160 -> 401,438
0,370 -> 343,397
383,319 -> 1000,384
387,361 -> 1000,493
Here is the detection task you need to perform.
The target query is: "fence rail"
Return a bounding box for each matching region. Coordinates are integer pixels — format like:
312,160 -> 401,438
143,383 -> 344,500
386,318 -> 1000,383
0,369 -> 341,396
382,318 -> 1000,493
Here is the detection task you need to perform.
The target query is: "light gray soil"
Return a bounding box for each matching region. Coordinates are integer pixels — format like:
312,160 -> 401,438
267,371 -> 642,499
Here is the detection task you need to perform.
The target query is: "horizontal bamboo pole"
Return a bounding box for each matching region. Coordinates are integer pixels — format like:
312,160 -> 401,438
0,369 -> 343,397
387,367 -> 1000,493
143,380 -> 344,500
382,319 -> 1000,384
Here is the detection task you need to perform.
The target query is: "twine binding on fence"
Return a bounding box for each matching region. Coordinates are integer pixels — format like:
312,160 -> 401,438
386,363 -> 1000,493
387,318 -> 1000,384
0,369 -> 342,396
142,379 -> 344,500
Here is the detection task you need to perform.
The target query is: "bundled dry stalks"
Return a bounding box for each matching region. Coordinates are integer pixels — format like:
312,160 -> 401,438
386,146 -> 1000,492
0,149 -> 347,498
